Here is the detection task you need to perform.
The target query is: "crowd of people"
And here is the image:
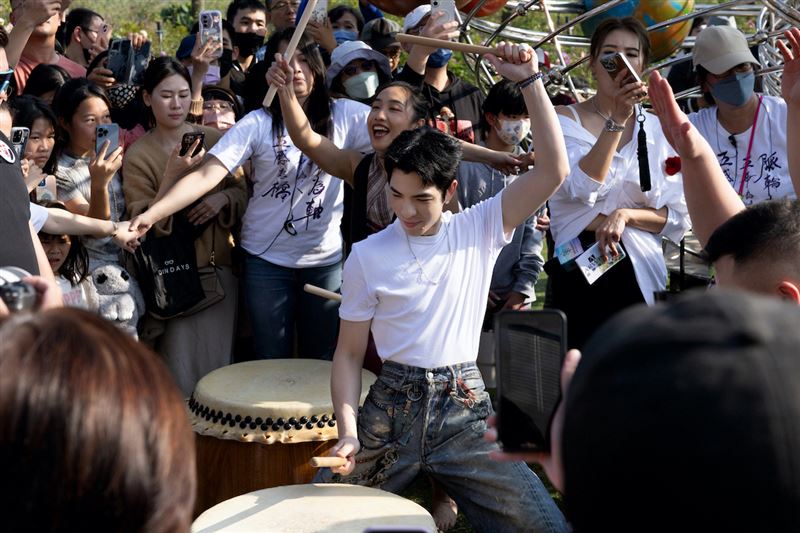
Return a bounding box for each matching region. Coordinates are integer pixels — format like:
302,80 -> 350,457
4,0 -> 800,531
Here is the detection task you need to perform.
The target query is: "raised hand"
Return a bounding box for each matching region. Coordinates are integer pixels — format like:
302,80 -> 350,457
266,53 -> 296,97
484,42 -> 536,83
307,18 -> 337,53
164,139 -> 205,183
648,70 -> 704,160
89,141 -> 123,187
778,28 -> 800,107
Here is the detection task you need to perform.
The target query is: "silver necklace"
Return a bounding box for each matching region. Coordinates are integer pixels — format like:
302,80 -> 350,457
590,97 -> 611,121
405,219 -> 453,285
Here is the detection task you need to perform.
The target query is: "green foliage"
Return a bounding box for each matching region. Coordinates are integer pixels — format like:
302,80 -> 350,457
161,3 -> 196,34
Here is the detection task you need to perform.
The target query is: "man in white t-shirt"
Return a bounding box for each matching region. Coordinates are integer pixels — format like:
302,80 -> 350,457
316,44 -> 569,532
688,25 -> 794,206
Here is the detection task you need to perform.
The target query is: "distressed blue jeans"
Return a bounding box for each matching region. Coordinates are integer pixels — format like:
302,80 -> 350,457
315,361 -> 568,533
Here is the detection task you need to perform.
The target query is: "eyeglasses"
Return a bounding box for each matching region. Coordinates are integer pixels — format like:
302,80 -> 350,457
0,69 -> 14,96
203,100 -> 234,112
271,1 -> 300,11
342,59 -> 377,77
81,24 -> 110,38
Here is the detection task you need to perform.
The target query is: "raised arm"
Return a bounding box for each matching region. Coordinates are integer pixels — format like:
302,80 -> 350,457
648,70 -> 744,246
778,28 -> 800,196
6,0 -> 61,68
485,43 -> 569,233
128,156 -> 230,237
401,11 -> 459,79
267,53 -> 361,185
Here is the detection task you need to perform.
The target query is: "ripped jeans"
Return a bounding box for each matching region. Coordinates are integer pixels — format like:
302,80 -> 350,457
314,361 -> 568,533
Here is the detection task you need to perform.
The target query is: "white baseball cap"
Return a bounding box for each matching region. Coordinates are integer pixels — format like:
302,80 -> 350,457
402,5 -> 431,33
693,25 -> 758,75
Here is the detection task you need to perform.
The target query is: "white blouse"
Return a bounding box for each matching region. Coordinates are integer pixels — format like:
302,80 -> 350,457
550,107 -> 690,304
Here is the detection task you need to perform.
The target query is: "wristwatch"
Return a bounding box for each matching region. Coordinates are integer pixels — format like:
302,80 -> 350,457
604,118 -> 625,133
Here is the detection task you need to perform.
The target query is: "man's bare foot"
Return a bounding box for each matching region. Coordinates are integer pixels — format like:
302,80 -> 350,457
430,479 -> 458,532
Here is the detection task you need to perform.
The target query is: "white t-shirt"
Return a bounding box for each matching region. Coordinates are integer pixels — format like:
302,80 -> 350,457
210,99 -> 370,268
29,202 -> 48,232
689,95 -> 793,206
340,193 -> 512,368
56,275 -> 90,309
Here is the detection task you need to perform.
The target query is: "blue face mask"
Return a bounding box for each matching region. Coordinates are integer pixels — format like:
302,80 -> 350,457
333,29 -> 358,45
710,70 -> 755,107
426,48 -> 453,69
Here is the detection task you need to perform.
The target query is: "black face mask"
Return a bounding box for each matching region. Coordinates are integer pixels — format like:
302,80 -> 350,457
234,31 -> 264,58
220,48 -> 234,78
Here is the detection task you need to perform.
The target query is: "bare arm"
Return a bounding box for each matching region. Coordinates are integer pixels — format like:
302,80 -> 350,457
328,318 -> 372,475
648,71 -> 744,246
129,156 -> 231,236
6,0 -> 62,67
42,206 -> 116,237
267,55 -> 361,185
30,222 -> 55,282
485,44 -> 569,234
778,29 -> 800,195
403,11 -> 459,76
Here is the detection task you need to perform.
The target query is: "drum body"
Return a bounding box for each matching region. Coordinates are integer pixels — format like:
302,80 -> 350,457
192,484 -> 437,532
187,360 -> 376,513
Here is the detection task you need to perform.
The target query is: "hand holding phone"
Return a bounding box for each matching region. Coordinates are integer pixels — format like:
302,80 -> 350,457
95,124 -> 120,160
199,10 -> 224,59
10,127 -> 30,159
600,52 -> 642,84
431,0 -> 458,26
180,131 -> 205,157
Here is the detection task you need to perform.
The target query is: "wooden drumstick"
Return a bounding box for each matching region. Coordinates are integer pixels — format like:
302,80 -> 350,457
310,456 -> 348,467
303,283 -> 342,302
396,33 -> 498,56
263,0 -> 319,107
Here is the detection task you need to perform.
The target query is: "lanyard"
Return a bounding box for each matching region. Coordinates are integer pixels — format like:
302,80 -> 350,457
737,95 -> 763,197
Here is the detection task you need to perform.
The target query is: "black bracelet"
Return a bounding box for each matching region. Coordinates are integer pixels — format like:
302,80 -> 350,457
517,72 -> 544,89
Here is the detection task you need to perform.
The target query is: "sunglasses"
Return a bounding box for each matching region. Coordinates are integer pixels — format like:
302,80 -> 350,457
0,69 -> 14,96
342,59 -> 377,77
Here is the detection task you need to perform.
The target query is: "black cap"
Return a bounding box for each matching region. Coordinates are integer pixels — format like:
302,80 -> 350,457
360,18 -> 400,52
563,289 -> 800,532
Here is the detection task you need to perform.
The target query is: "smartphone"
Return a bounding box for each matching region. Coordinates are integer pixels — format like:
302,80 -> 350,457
130,40 -> 152,86
107,38 -> 134,84
180,131 -> 205,157
95,123 -> 120,160
10,127 -> 29,159
494,309 -> 566,453
310,0 -> 328,23
600,52 -> 642,83
430,0 -> 457,25
199,10 -> 223,59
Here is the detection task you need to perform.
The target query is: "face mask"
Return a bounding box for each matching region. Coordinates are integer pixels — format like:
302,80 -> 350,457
710,70 -> 755,107
234,31 -> 264,57
219,48 -> 234,78
343,71 -> 379,100
495,118 -> 531,146
333,29 -> 358,45
426,48 -> 452,69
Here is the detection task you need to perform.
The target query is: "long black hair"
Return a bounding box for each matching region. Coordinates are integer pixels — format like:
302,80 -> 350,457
22,64 -> 70,101
244,28 -> 331,140
9,95 -> 59,175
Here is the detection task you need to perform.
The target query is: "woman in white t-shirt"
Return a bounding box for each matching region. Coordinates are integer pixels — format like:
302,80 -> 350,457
688,25 -> 793,206
130,29 -> 370,360
548,18 -> 690,350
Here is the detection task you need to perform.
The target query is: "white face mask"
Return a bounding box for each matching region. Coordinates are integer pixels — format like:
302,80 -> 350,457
343,71 -> 379,100
495,118 -> 531,146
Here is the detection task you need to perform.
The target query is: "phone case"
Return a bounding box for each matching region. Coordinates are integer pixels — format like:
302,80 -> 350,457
494,309 -> 566,452
180,132 -> 205,157
130,41 -> 152,86
199,10 -> 224,59
107,39 -> 134,84
10,127 -> 29,159
96,124 -> 120,160
431,0 -> 457,24
310,0 -> 328,23
600,52 -> 641,83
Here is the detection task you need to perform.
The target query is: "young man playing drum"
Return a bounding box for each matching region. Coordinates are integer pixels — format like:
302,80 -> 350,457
317,43 -> 570,532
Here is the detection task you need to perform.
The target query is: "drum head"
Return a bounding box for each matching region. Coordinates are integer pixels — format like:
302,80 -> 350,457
192,484 -> 436,532
188,360 -> 376,444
